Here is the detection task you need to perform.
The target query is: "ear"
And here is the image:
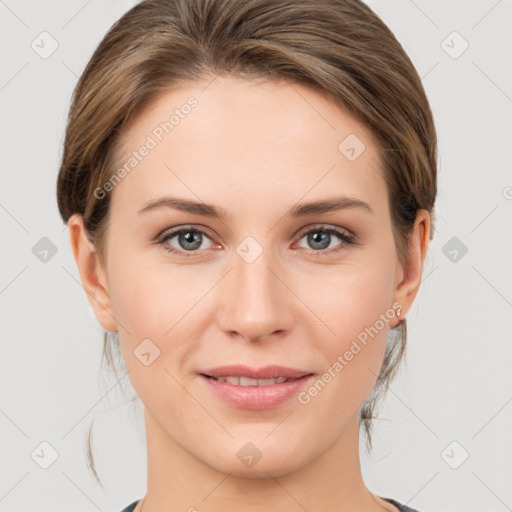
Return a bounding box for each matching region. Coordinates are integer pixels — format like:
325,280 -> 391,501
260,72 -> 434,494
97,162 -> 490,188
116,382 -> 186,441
391,209 -> 431,328
67,213 -> 117,332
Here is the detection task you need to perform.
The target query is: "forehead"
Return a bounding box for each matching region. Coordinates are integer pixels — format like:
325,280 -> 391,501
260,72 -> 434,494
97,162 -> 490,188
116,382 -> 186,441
111,75 -> 387,217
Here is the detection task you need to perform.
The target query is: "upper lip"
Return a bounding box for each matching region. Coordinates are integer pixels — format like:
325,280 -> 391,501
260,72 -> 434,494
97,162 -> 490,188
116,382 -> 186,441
200,365 -> 314,379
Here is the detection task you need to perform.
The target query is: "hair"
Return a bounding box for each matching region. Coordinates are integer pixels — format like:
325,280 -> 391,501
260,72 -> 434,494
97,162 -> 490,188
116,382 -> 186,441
56,0 -> 437,486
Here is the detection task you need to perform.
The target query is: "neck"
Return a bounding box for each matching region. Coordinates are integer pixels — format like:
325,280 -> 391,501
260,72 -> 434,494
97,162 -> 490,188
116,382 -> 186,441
136,409 -> 395,512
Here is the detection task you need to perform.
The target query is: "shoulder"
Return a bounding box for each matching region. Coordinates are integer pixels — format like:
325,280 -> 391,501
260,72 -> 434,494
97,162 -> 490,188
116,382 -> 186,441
383,497 -> 422,512
119,500 -> 139,512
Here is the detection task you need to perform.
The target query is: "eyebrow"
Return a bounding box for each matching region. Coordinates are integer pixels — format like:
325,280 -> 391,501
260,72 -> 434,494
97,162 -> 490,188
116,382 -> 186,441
138,195 -> 374,218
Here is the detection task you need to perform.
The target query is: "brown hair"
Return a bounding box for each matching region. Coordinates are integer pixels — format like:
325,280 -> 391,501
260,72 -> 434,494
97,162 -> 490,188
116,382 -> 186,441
57,0 -> 437,486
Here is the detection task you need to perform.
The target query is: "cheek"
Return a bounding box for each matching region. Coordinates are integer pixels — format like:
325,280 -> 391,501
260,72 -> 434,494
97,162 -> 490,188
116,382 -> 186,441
107,253 -> 211,377
297,251 -> 395,344
107,261 -> 199,413
107,249 -> 197,334
294,255 -> 395,413
298,296 -> 392,429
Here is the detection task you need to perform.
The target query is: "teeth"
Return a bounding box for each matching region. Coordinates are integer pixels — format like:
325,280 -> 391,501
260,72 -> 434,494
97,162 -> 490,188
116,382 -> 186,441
240,376 -> 259,386
211,376 -> 290,386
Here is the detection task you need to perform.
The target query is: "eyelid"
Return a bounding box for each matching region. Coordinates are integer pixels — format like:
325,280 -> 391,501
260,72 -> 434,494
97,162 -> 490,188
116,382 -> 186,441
155,224 -> 217,243
293,222 -> 354,239
156,223 -> 354,241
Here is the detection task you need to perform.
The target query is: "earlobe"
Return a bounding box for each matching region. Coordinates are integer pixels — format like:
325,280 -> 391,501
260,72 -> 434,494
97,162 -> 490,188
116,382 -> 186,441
391,209 -> 431,328
67,214 -> 118,332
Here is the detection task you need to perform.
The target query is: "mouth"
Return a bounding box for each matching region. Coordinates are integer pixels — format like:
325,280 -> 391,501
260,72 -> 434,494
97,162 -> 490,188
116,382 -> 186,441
198,365 -> 315,410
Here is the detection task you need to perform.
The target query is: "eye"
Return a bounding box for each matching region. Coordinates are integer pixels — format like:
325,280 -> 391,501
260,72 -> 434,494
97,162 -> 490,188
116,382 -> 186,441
156,224 -> 356,258
157,226 -> 216,256
295,225 -> 356,255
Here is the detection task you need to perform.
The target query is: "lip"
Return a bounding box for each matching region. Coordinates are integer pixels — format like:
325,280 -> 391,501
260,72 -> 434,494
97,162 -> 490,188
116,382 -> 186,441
198,365 -> 315,410
200,365 -> 312,379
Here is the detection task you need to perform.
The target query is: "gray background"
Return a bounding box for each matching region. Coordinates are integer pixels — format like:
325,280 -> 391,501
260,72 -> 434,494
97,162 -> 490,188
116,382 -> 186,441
1,1 -> 511,511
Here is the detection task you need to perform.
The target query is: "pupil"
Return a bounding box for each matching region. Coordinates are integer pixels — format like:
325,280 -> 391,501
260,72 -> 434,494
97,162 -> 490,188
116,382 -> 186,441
309,231 -> 329,250
180,231 -> 201,250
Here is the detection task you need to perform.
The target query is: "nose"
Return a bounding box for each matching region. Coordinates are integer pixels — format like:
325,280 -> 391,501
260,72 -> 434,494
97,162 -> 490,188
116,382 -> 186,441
216,239 -> 295,343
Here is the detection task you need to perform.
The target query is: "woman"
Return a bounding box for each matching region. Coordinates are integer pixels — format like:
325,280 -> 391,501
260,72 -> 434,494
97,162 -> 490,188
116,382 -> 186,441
56,0 -> 436,510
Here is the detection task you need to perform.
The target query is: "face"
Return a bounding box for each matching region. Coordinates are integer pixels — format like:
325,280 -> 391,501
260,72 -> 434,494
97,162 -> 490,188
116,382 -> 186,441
80,75 -> 417,478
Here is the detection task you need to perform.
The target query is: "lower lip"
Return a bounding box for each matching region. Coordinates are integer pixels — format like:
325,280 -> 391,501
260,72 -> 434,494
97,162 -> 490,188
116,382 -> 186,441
200,374 -> 315,410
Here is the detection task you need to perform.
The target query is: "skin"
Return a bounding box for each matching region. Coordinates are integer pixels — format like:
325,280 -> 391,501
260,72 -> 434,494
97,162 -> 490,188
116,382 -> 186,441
68,75 -> 430,512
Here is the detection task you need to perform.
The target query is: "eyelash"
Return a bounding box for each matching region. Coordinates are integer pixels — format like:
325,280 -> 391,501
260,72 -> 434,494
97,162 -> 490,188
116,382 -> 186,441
155,224 -> 357,258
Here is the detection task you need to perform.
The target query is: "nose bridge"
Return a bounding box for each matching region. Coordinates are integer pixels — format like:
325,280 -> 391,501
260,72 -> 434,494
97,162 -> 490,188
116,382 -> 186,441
219,235 -> 291,340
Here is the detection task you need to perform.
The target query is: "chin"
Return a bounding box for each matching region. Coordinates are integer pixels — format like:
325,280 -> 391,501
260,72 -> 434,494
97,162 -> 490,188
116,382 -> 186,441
202,440 -> 312,479
212,458 -> 303,480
